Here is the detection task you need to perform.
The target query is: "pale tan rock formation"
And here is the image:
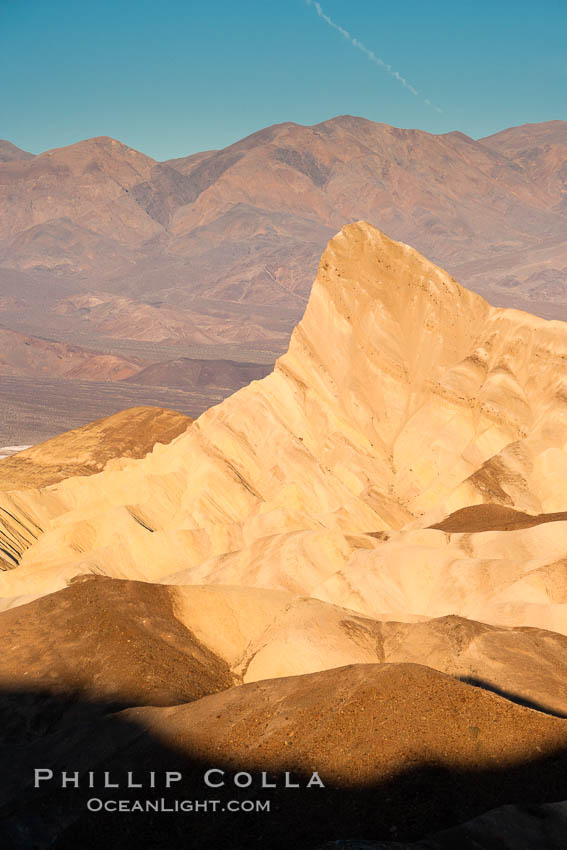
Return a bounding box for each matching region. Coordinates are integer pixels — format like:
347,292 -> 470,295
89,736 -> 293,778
2,222 -> 567,644
171,583 -> 567,716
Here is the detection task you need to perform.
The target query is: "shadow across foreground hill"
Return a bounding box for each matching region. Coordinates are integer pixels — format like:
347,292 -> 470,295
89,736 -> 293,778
458,675 -> 567,718
1,686 -> 567,850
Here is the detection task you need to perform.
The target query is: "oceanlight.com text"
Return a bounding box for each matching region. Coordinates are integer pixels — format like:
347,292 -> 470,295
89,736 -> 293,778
86,797 -> 271,813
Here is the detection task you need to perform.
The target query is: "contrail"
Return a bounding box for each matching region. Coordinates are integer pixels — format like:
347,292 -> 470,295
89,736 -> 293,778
306,1 -> 443,113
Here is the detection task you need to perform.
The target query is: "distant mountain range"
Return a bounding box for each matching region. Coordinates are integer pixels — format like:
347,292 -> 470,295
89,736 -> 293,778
0,116 -> 566,412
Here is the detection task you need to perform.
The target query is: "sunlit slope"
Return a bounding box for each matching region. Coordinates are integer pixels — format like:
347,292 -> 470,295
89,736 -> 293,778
0,406 -> 192,491
2,222 -> 567,633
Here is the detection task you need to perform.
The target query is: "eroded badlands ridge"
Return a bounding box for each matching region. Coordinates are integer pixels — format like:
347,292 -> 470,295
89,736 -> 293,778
1,222 -> 567,637
2,222 -> 567,848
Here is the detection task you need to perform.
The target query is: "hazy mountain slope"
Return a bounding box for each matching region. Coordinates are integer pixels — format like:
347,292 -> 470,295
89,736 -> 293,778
459,120 -> 567,306
0,140 -> 35,162
480,120 -> 567,208
107,117 -> 567,319
0,328 -> 144,380
0,136 -> 158,243
1,117 -> 566,362
51,291 -> 287,346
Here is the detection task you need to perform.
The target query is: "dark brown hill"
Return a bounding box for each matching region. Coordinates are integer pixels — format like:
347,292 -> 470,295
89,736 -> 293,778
0,575 -> 233,743
124,356 -> 271,390
430,504 -> 567,533
4,661 -> 567,849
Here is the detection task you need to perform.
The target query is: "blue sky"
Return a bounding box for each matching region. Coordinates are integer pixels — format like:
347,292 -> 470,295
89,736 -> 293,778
1,0 -> 565,159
